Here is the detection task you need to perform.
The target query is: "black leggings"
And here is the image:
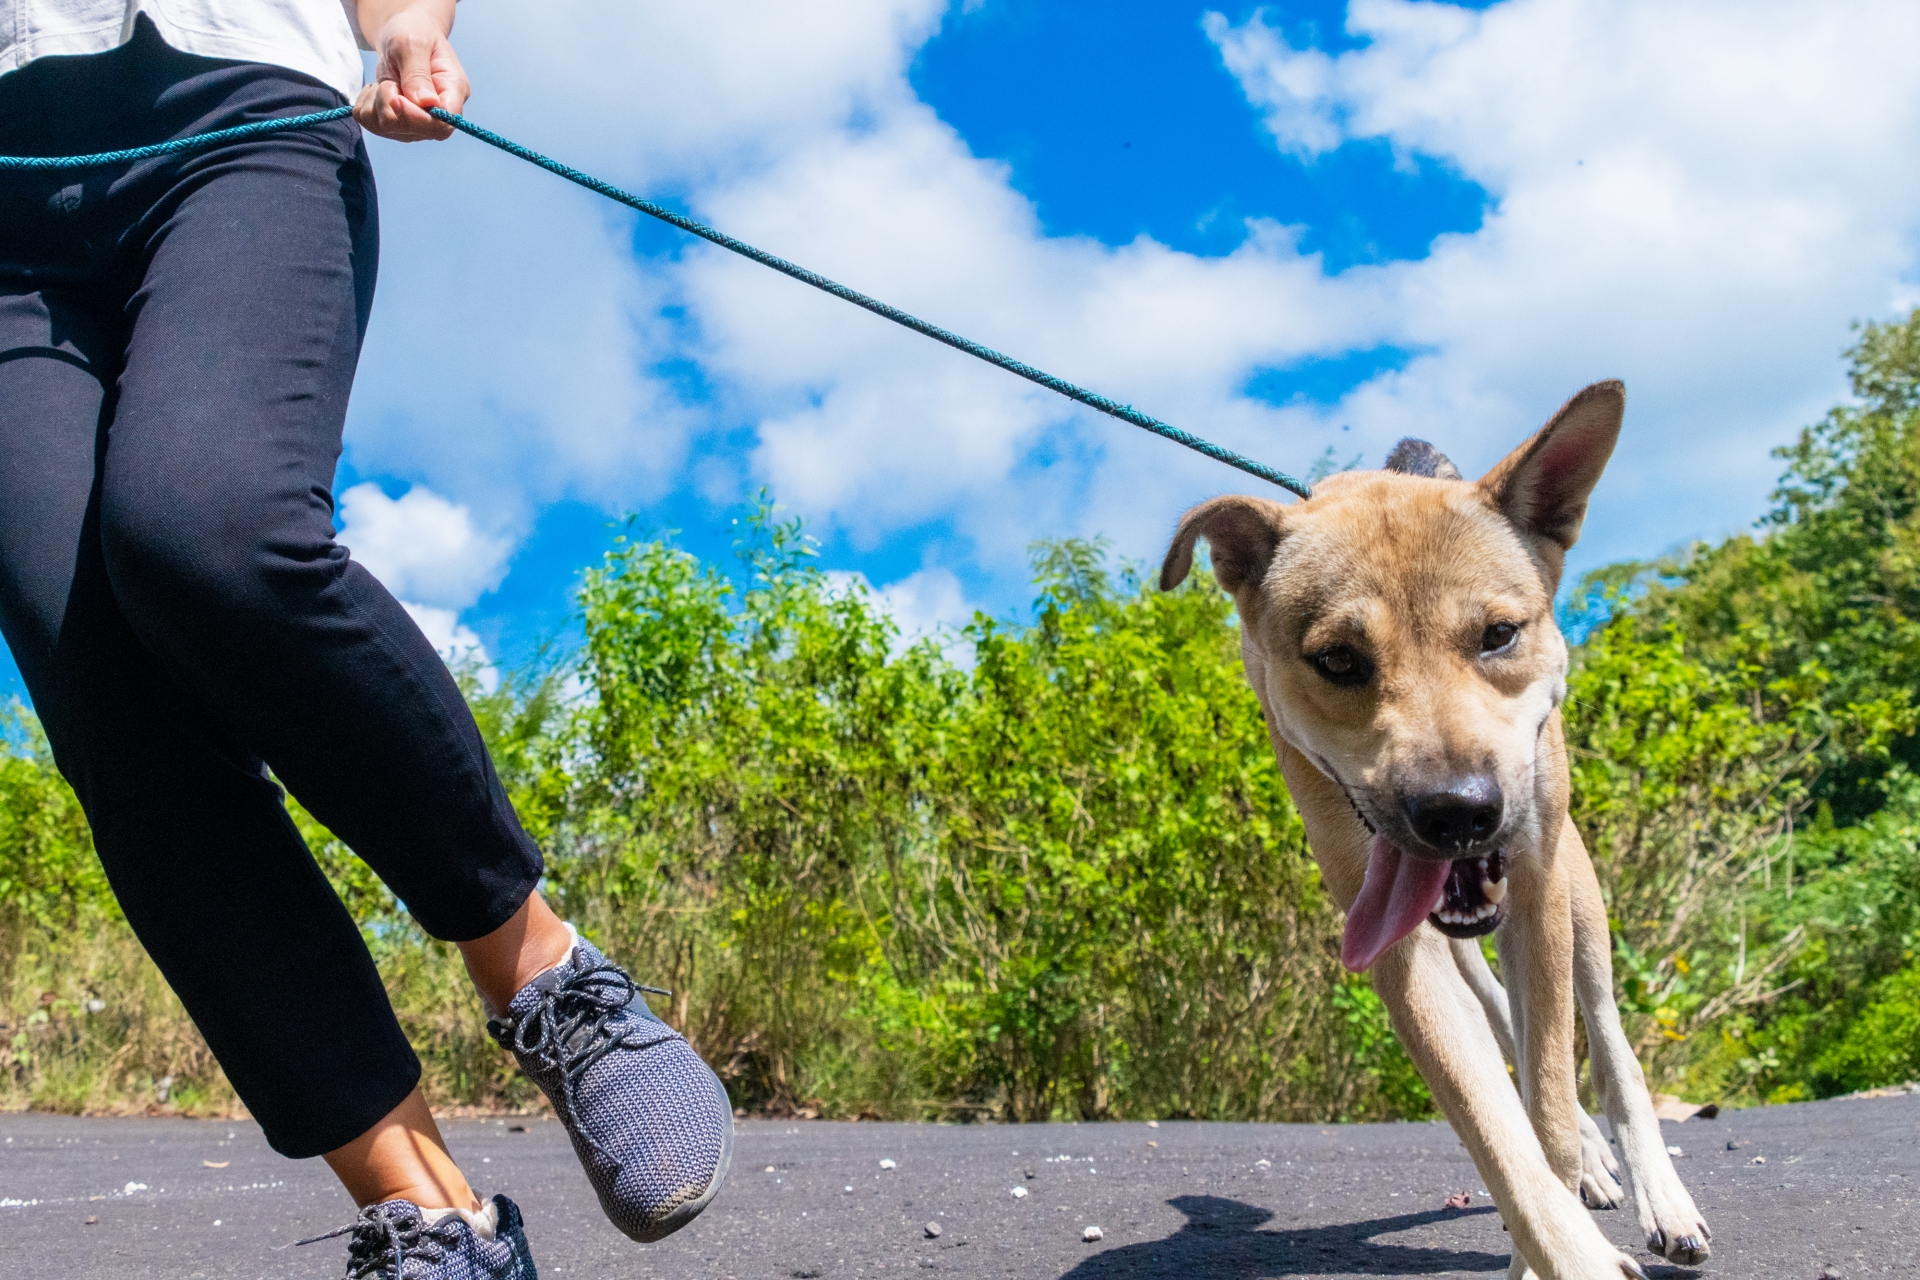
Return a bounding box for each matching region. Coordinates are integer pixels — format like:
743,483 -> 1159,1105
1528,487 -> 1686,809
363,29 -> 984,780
0,21 -> 543,1157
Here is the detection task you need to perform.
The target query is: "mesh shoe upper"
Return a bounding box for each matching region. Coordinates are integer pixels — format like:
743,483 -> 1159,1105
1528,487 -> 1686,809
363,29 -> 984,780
301,1194 -> 537,1280
488,936 -> 734,1242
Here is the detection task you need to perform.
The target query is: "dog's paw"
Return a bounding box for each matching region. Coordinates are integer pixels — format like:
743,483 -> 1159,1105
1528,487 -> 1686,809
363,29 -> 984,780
1637,1179 -> 1711,1265
1576,1113 -> 1623,1209
1647,1222 -> 1711,1266
1579,1165 -> 1623,1210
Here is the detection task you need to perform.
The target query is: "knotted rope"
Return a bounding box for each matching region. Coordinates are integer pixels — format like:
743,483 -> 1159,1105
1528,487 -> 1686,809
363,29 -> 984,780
0,105 -> 1313,498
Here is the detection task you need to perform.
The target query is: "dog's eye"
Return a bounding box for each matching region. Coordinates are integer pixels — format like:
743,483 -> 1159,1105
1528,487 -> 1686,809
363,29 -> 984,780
1481,622 -> 1521,654
1310,646 -> 1373,687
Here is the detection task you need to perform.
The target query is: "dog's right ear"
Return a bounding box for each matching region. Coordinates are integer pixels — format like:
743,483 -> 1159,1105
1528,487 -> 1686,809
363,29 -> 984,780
1160,495 -> 1289,595
1478,380 -> 1625,580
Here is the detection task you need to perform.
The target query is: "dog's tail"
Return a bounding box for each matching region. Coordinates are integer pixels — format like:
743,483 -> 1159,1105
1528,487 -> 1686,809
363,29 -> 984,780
1383,439 -> 1462,480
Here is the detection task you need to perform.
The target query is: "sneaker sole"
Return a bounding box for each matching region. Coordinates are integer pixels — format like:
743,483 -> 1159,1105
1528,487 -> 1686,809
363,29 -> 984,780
631,1064 -> 735,1243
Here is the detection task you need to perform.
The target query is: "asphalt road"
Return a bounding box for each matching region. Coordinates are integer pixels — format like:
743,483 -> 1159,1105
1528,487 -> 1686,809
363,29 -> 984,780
1,1094 -> 1915,1279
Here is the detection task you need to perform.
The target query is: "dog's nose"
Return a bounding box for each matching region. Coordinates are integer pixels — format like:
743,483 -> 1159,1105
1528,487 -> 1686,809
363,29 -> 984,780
1405,778 -> 1503,851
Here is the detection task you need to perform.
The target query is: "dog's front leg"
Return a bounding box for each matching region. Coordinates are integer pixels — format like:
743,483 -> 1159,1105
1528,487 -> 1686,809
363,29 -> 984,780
1500,836 -> 1585,1195
1567,833 -> 1711,1264
1373,931 -> 1645,1280
1449,937 -> 1623,1209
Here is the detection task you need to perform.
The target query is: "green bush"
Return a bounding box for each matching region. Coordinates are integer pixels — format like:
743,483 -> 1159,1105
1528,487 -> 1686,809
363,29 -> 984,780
6,310 -> 1920,1121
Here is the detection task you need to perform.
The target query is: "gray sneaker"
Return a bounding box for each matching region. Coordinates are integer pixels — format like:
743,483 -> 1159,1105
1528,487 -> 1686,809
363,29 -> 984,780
299,1195 -> 537,1279
488,936 -> 734,1242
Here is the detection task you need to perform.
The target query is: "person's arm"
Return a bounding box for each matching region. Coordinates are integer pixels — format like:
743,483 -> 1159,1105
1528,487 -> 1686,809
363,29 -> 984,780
353,0 -> 468,142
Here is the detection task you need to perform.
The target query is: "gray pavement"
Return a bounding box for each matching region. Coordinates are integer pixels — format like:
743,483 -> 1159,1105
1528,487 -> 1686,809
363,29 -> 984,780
1,1094 -> 1915,1279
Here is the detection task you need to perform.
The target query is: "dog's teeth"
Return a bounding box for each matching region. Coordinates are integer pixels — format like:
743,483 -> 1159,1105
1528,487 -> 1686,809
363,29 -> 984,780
1483,876 -> 1507,904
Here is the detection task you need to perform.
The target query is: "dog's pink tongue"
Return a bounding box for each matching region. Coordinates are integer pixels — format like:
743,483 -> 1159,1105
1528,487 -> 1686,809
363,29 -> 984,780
1341,834 -> 1452,972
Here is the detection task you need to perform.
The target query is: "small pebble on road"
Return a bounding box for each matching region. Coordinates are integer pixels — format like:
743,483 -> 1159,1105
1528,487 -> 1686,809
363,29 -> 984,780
1445,1191 -> 1472,1210
1010,1185 -> 1029,1199
1083,1226 -> 1103,1242
879,1158 -> 896,1170
924,1221 -> 942,1239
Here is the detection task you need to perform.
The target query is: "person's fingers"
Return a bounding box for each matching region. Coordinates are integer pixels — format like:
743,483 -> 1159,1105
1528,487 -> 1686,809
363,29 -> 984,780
400,66 -> 440,112
359,22 -> 464,142
430,41 -> 471,119
433,67 -> 470,118
359,80 -> 448,143
351,82 -> 381,132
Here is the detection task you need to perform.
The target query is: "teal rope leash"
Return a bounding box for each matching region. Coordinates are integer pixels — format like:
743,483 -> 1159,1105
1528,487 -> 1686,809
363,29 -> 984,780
0,105 -> 1312,498
0,105 -> 353,170
423,109 -> 1312,498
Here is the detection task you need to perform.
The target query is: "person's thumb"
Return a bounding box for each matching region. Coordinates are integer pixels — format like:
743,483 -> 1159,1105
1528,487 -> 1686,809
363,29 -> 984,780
395,35 -> 441,109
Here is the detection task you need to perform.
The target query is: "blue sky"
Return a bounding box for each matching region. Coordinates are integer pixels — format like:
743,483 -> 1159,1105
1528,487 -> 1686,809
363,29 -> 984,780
7,0 -> 1920,701
425,0 -> 1497,669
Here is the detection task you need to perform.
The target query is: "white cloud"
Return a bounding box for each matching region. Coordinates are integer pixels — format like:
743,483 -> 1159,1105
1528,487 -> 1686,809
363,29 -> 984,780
1204,0 -> 1920,566
335,482 -> 513,610
347,0 -> 949,526
876,567 -> 973,643
826,566 -> 975,655
345,0 -> 1920,608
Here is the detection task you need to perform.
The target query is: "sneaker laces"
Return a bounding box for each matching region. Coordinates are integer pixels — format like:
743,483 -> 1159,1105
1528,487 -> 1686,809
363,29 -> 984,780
297,1202 -> 466,1279
490,959 -> 672,1159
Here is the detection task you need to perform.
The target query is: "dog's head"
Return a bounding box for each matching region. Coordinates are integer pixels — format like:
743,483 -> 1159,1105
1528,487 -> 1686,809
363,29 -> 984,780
1160,381 -> 1624,970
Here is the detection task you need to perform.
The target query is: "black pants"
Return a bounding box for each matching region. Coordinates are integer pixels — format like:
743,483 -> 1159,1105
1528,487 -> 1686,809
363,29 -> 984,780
0,21 -> 544,1158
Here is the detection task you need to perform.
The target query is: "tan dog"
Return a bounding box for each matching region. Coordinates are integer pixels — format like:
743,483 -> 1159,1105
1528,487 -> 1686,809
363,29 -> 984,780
1161,383 -> 1709,1280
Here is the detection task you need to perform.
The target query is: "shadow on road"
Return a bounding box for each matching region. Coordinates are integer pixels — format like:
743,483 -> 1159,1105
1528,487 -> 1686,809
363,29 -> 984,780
1054,1194 -> 1510,1277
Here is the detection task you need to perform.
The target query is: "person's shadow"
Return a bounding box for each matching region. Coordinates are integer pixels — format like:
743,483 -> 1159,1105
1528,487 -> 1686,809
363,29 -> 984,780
1054,1194 -> 1510,1277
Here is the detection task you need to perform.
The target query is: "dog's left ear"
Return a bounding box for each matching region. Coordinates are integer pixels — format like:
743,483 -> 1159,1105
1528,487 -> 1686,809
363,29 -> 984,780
1160,495 -> 1289,596
1478,380 -> 1624,583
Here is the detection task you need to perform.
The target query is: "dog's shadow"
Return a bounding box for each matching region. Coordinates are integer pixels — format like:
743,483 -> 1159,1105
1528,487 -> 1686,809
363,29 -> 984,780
1053,1195 -> 1705,1278
1052,1194 -> 1505,1277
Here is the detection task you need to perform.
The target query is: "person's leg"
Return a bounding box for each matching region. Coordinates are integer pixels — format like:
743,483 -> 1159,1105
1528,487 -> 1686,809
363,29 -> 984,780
3,30 -> 726,1236
0,281 -> 431,1165
97,104 -> 545,952
324,1089 -> 477,1210
460,891 -> 575,1014
0,39 -> 535,1174
85,51 -> 617,1196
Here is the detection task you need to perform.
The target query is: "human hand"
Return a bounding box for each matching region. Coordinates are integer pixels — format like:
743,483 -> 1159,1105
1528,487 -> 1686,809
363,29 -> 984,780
354,0 -> 468,142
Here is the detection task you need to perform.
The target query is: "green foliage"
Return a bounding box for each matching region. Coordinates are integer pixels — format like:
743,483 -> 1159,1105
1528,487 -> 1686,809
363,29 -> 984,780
555,505 -> 1421,1121
0,707 -> 106,935
1610,312 -> 1920,820
1566,307 -> 1920,1102
7,311 -> 1920,1120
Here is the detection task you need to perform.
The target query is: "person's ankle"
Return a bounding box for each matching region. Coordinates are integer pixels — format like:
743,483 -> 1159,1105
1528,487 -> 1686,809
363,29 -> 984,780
459,893 -> 575,1016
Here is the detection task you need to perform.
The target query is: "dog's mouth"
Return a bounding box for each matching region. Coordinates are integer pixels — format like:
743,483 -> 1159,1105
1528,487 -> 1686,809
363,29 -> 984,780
1342,833 -> 1512,971
1427,849 -> 1507,939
